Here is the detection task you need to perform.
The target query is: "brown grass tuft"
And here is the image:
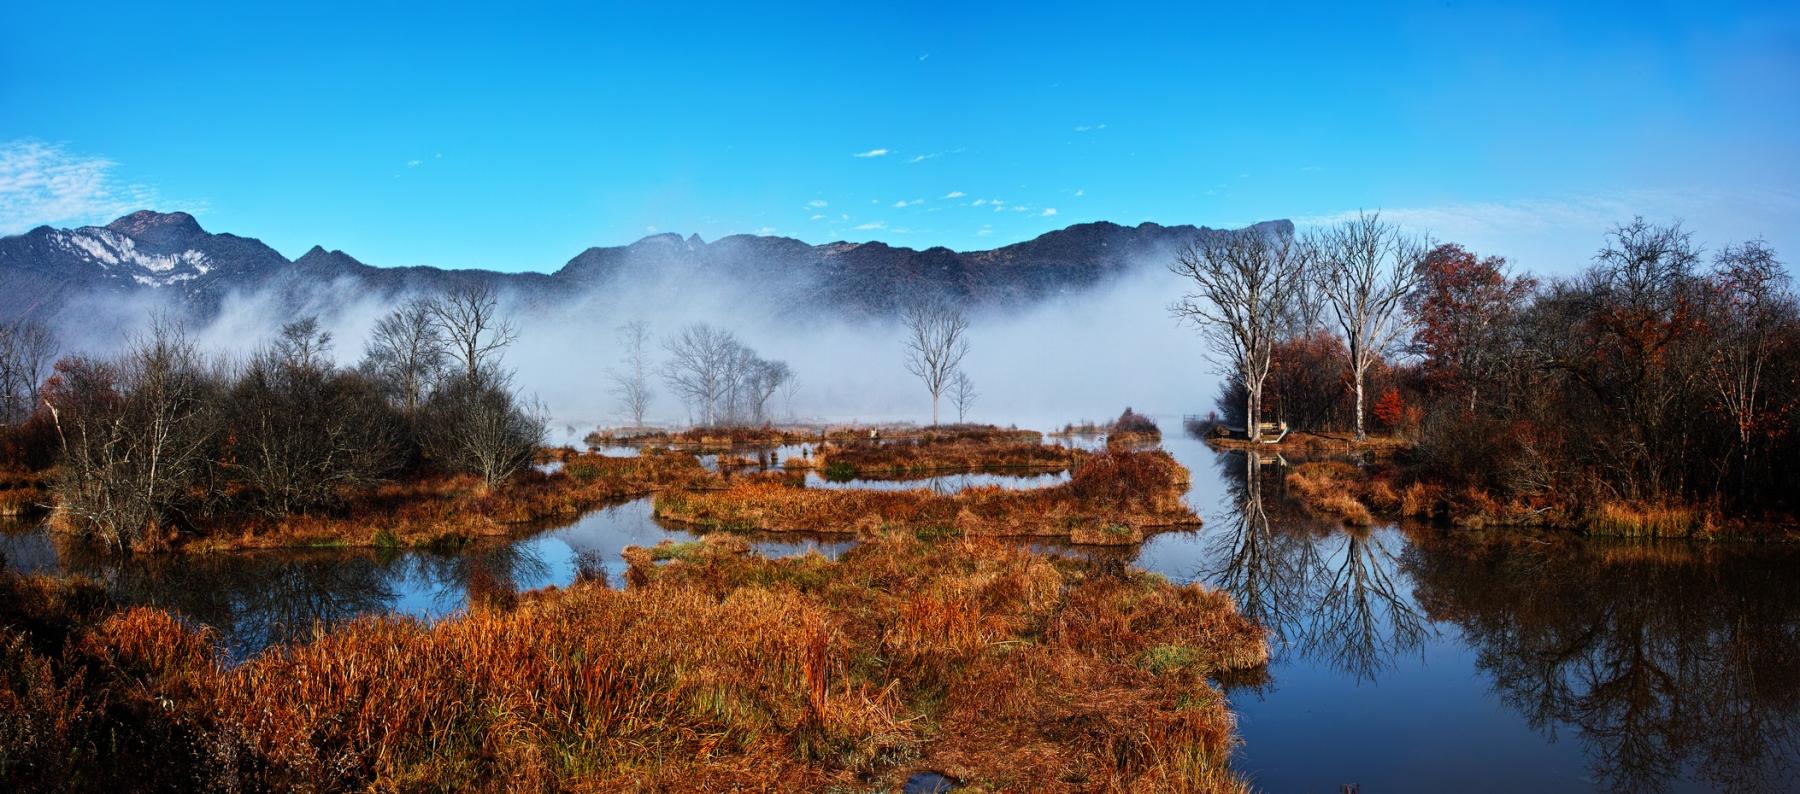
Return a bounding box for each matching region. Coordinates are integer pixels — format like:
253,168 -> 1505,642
0,533 -> 1266,791
657,450 -> 1198,544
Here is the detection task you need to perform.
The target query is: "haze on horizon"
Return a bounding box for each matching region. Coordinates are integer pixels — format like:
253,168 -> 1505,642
3,1 -> 1797,278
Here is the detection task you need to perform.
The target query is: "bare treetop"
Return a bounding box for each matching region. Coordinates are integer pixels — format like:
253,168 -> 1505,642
1311,211 -> 1427,440
1169,225 -> 1308,441
430,284 -> 518,385
901,297 -> 971,425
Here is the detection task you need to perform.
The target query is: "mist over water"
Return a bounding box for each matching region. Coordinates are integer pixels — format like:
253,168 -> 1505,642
51,256 -> 1222,435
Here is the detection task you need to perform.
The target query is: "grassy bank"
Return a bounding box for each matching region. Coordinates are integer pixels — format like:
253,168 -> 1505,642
175,450 -> 715,553
658,450 -> 1197,545
1273,457 -> 1787,540
0,533 -> 1267,791
787,437 -> 1086,478
0,468 -> 48,517
1204,430 -> 1411,458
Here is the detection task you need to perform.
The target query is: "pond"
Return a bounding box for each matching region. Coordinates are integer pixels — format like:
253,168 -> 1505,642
4,428 -> 1797,791
1143,432 -> 1800,793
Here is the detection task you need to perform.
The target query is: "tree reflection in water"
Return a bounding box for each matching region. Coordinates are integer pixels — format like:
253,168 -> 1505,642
407,540 -> 553,612
58,545 -> 400,660
1407,536 -> 1800,792
1202,450 -> 1429,684
15,526 -> 551,661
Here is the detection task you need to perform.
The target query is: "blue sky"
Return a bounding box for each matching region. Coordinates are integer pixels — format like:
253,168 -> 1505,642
3,1 -> 1797,274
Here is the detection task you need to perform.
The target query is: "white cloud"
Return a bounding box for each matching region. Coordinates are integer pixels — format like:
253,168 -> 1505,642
892,198 -> 923,208
971,199 -> 988,207
1041,208 -> 1058,217
756,226 -> 777,235
976,225 -> 994,237
407,159 -> 423,168
854,221 -> 886,230
809,214 -> 826,221
908,152 -> 940,164
645,225 -> 658,233
806,199 -> 828,208
1073,123 -> 1108,132
851,148 -> 890,158
1074,188 -> 1085,197
943,191 -> 965,199
0,140 -> 172,235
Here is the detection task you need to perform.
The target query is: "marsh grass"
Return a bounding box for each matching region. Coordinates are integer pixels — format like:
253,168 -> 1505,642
1589,501 -> 1714,538
181,449 -> 715,552
802,438 -> 1085,479
1283,461 -> 1376,526
657,450 -> 1197,545
0,467 -> 48,517
0,532 -> 1266,792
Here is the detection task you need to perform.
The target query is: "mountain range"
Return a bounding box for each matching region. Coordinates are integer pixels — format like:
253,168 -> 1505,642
0,210 -> 1292,325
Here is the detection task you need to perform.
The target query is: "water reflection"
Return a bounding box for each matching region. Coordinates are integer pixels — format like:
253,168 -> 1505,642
1,498 -> 846,661
1407,536 -> 1800,792
1166,438 -> 1799,792
1200,451 -> 1429,683
801,470 -> 1070,494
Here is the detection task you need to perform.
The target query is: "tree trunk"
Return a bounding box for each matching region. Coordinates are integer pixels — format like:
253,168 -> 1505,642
931,393 -> 940,426
1353,373 -> 1366,441
1246,381 -> 1262,443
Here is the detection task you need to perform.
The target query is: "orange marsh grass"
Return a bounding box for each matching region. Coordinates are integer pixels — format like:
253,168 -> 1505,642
183,449 -> 716,552
1,532 -> 1267,792
658,449 -> 1197,545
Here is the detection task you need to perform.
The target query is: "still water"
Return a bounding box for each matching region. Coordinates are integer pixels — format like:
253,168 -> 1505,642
4,431 -> 1796,792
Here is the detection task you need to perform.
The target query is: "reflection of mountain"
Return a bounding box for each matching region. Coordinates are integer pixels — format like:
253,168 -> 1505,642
1408,538 -> 1800,792
1201,451 -> 1428,683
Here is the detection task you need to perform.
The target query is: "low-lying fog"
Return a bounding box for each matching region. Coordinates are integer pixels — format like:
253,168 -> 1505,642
51,261 -> 1216,437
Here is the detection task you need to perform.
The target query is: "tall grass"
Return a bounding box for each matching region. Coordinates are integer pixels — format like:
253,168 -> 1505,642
1284,461 -> 1375,526
1588,501 -> 1713,538
181,449 -> 715,552
1,533 -> 1266,791
796,438 -> 1085,478
658,449 -> 1198,544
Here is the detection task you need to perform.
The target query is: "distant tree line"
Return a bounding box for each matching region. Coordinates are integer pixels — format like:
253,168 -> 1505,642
1174,214 -> 1800,513
3,285 -> 544,550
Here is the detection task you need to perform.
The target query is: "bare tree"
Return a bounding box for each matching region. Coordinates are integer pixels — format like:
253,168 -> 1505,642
779,376 -> 803,422
745,357 -> 792,425
901,297 -> 971,425
662,323 -> 739,426
0,320 -> 56,424
47,321 -> 216,550
429,284 -> 518,385
228,320 -> 398,517
1170,226 -> 1309,442
1707,239 -> 1792,484
951,370 -> 977,423
1312,212 -> 1426,440
362,298 -> 445,414
608,320 -> 654,427
422,368 -> 544,490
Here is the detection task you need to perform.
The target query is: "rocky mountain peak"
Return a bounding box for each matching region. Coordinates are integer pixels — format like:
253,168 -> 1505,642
105,210 -> 204,245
